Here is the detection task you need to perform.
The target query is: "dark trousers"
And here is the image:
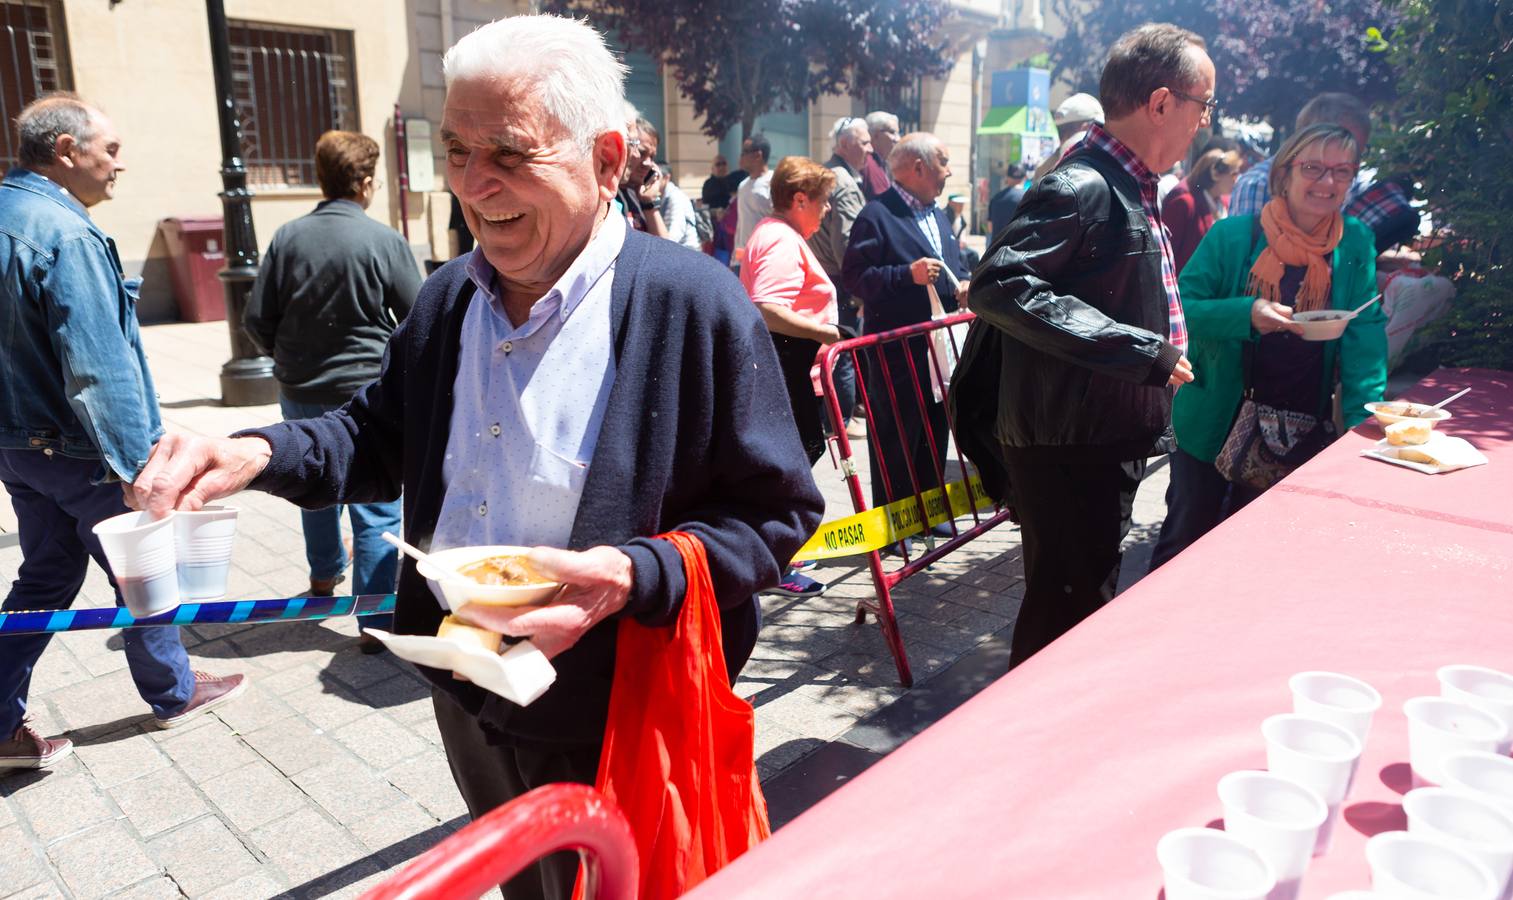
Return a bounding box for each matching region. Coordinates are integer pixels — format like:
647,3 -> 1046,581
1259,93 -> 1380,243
432,691 -> 602,900
0,449 -> 193,735
1148,448 -> 1262,572
864,341 -> 949,509
769,333 -> 826,466
1003,456 -> 1146,667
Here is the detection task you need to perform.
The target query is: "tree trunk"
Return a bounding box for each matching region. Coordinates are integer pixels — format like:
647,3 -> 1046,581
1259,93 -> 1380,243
742,109 -> 757,141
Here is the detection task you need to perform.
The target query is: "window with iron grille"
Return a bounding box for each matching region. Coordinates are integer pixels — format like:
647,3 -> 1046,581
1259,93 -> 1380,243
1,0 -> 71,171
862,79 -> 923,134
228,21 -> 357,189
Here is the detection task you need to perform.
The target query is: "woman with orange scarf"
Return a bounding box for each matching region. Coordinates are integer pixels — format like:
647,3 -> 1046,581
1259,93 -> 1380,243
1150,124 -> 1388,569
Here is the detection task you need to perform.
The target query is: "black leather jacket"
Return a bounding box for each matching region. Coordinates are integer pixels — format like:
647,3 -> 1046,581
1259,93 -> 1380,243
952,144 -> 1182,472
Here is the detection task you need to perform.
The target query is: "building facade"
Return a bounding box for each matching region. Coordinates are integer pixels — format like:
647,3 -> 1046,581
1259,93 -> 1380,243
3,0 -> 1030,321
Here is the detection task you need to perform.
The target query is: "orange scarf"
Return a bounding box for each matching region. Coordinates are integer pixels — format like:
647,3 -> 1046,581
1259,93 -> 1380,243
1246,198 -> 1343,313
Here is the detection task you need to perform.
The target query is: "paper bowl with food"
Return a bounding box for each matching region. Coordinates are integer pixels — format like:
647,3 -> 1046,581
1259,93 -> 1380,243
1291,310 -> 1353,341
1364,401 -> 1453,429
417,546 -> 561,609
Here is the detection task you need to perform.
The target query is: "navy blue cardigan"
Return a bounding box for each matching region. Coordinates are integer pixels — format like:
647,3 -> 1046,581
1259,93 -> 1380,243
246,230 -> 824,747
841,187 -> 969,335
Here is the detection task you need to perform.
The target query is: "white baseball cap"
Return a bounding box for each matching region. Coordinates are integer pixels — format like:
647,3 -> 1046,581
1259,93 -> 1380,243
1054,93 -> 1105,127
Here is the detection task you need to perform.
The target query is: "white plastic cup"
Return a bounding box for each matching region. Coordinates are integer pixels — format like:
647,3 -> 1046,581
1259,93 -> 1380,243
1366,831 -> 1499,900
92,510 -> 180,616
1442,753 -> 1513,818
1158,827 -> 1277,900
1218,771 -> 1328,900
1405,788 -> 1513,900
1292,671 -> 1383,747
172,506 -> 239,600
1263,714 -> 1363,855
1439,667 -> 1513,756
1405,697 -> 1509,788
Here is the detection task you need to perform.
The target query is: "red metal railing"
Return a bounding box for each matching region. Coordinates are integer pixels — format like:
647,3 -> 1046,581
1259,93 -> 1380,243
817,311 -> 1016,688
361,783 -> 638,900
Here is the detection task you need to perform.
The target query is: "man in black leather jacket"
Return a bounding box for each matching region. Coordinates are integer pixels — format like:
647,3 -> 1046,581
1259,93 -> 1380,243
952,23 -> 1212,666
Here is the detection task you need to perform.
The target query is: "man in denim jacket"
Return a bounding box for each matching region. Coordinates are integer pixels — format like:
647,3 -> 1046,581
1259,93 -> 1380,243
0,94 -> 245,769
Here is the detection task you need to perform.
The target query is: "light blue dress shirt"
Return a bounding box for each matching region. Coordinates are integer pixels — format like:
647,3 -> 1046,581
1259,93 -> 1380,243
429,211 -> 624,604
895,186 -> 943,258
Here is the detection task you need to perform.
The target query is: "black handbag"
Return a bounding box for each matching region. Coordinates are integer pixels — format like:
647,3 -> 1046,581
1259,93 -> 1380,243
1214,342 -> 1337,491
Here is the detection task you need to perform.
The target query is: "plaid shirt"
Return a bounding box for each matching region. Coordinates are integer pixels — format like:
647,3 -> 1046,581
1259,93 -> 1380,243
1079,124 -> 1186,357
1344,179 -> 1415,234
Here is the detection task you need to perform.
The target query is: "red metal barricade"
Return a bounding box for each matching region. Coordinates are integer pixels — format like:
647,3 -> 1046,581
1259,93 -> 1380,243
817,311 -> 1016,688
361,783 -> 638,900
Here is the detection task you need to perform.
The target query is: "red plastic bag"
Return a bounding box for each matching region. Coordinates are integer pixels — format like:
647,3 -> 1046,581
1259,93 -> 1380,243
574,532 -> 770,899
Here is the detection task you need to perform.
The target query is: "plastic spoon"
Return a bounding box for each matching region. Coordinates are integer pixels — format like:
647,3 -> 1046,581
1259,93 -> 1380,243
380,532 -> 470,583
1423,387 -> 1471,415
1347,293 -> 1383,317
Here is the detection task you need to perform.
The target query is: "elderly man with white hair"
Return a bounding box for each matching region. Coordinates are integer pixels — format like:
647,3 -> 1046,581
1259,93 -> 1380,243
126,16 -> 823,898
860,110 -> 900,200
807,116 -> 870,422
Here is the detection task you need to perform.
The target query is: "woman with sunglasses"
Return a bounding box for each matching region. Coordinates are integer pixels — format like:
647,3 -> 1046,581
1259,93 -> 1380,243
1150,123 -> 1388,569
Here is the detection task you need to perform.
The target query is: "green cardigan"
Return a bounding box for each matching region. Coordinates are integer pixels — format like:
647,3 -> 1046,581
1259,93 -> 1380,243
1171,214 -> 1388,464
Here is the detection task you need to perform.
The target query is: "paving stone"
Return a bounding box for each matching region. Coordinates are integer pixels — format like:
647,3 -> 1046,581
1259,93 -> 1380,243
156,719 -> 258,781
12,772 -> 115,845
73,730 -> 168,789
108,765 -> 206,838
0,823 -> 53,896
331,713 -> 430,772
197,873 -> 286,900
27,643 -> 91,694
47,820 -> 158,899
750,689 -> 857,743
48,669 -> 151,736
0,796 -> 15,829
384,755 -> 468,823
200,760 -> 309,831
293,759 -> 407,827
321,650 -> 403,692
240,717 -> 345,777
207,682 -> 294,736
346,800 -> 445,866
286,682 -> 369,733
2,882 -> 63,900
309,863 -> 390,899
249,806 -> 365,885
251,662 -> 321,697
106,876 -> 185,899
148,815 -> 261,897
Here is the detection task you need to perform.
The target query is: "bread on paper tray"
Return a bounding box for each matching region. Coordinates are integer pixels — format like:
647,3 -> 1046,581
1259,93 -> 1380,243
1362,431 -> 1488,475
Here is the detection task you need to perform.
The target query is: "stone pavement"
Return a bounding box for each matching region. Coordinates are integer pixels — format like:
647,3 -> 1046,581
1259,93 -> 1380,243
0,320 -> 1169,899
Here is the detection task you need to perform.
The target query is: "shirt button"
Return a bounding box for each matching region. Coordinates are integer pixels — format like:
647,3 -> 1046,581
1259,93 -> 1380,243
477,503 -> 488,516
489,424 -> 502,437
501,341 -> 513,354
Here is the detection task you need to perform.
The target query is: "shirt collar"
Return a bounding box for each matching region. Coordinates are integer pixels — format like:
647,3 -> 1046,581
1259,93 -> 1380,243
1083,122 -> 1159,188
893,185 -> 934,216
3,167 -> 92,222
465,205 -> 626,328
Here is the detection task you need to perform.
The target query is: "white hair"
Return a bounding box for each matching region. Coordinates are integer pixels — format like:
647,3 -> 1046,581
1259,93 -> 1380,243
865,111 -> 900,134
830,116 -> 868,150
442,15 -> 627,151
887,132 -> 942,177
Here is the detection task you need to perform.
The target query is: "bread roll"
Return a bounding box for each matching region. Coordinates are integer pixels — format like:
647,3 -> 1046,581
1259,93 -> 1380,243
1396,447 -> 1438,464
437,615 -> 502,654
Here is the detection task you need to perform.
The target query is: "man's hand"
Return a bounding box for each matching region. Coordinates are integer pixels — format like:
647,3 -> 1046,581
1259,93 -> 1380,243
1251,299 -> 1305,336
637,167 -> 664,205
126,433 -> 272,518
909,257 -> 943,285
455,546 -> 633,659
1168,355 -> 1195,387
956,279 -> 970,305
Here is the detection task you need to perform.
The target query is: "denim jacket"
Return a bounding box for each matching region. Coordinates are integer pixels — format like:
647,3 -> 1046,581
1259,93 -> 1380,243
0,168 -> 163,481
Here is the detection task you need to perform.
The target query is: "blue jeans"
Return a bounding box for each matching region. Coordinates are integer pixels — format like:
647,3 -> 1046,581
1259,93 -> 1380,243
279,395 -> 401,630
0,449 -> 194,735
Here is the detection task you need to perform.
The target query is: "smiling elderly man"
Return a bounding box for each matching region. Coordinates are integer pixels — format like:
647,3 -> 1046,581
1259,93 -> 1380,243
127,16 -> 822,899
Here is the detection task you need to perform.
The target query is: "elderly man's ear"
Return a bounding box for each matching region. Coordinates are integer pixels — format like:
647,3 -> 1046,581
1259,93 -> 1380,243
594,130 -> 630,201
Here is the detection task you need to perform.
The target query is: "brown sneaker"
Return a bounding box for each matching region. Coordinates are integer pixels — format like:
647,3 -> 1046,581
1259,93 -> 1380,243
0,721 -> 73,770
153,672 -> 248,730
309,575 -> 344,597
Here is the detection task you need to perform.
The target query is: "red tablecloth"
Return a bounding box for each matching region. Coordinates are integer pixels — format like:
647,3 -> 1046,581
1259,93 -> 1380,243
692,368 -> 1513,899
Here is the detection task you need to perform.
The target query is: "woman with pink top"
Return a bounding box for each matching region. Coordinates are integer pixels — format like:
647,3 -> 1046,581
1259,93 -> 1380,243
740,156 -> 840,598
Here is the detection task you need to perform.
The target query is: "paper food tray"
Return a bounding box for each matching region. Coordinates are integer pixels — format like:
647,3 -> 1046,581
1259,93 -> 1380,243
366,630 -> 556,705
1360,433 -> 1488,475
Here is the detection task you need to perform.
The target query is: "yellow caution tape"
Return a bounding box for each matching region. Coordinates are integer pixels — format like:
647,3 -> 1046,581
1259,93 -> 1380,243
791,475 -> 996,561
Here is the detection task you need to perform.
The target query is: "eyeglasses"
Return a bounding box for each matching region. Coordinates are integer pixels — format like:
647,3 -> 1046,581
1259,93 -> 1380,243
1170,88 -> 1218,121
1291,161 -> 1359,184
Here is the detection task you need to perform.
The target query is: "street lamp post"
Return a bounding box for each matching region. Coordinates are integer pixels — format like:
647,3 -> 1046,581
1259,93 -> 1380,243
205,0 -> 276,406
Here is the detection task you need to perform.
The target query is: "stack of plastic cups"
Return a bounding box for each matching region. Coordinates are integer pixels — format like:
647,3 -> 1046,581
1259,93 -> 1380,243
1157,827 -> 1276,900
1262,714 -> 1364,855
1439,667 -> 1513,756
1404,698 -> 1509,788
1404,787 -> 1513,900
173,506 -> 240,601
92,511 -> 180,616
1366,831 -> 1500,900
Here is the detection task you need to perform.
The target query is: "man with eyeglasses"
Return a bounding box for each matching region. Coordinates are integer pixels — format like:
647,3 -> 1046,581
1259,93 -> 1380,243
951,23 -> 1213,667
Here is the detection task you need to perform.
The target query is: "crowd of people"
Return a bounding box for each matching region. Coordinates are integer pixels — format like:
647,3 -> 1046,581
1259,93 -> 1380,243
0,11 -> 1420,898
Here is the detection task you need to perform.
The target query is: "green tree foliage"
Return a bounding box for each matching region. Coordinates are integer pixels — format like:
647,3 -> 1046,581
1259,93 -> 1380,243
545,0 -> 953,140
1374,0 -> 1512,369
